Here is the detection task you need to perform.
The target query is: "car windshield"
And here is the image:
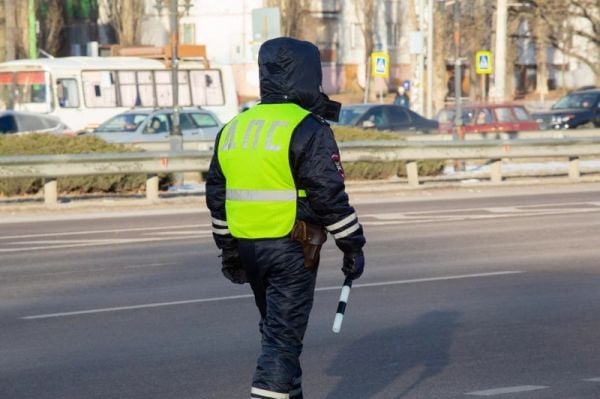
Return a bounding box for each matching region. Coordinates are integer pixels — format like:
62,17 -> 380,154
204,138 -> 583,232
95,113 -> 149,132
437,108 -> 474,124
338,106 -> 370,125
552,93 -> 598,110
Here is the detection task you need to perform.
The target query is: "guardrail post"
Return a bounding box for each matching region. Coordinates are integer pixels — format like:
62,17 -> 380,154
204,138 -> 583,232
146,174 -> 159,201
490,159 -> 502,183
569,156 -> 580,180
44,178 -> 58,204
406,161 -> 419,187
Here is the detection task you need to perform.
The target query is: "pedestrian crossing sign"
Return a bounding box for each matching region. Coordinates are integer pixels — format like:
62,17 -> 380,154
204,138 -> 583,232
371,52 -> 389,78
476,51 -> 493,75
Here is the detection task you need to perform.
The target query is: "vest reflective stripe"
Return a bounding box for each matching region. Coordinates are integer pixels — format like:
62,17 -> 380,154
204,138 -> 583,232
218,103 -> 310,238
227,189 -> 297,201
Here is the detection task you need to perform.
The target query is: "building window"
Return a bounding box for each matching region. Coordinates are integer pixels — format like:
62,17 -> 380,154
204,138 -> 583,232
182,23 -> 196,45
387,22 -> 399,48
351,23 -> 362,49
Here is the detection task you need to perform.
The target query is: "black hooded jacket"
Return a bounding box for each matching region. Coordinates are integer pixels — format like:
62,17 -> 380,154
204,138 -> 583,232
206,37 -> 365,255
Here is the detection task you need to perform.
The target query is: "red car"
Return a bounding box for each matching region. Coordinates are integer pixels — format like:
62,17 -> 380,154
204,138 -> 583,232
436,104 -> 540,136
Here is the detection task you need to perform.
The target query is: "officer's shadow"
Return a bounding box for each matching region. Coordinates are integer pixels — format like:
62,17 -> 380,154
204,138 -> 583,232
325,310 -> 460,399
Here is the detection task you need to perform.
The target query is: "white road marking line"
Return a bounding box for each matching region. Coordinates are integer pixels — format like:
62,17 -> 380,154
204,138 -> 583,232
9,233 -> 212,245
582,377 -> 600,382
362,207 -> 600,226
364,201 -> 599,218
0,234 -> 208,253
21,271 -> 523,320
0,224 -> 206,240
466,385 -> 549,396
143,231 -> 208,236
9,239 -> 143,245
2,262 -> 178,280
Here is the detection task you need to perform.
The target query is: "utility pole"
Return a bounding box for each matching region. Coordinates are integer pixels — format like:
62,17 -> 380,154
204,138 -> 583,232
416,0 -> 425,115
169,0 -> 182,148
453,0 -> 461,140
426,0 -> 433,118
492,0 -> 507,101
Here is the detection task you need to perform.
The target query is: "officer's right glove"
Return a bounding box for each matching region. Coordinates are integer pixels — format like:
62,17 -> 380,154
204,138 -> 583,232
220,249 -> 248,284
341,250 -> 365,280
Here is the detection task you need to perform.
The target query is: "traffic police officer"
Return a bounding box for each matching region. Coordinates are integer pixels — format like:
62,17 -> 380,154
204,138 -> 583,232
206,37 -> 366,399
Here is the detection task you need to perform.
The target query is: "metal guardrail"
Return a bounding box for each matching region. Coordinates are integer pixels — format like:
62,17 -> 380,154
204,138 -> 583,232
0,150 -> 212,204
3,137 -> 600,204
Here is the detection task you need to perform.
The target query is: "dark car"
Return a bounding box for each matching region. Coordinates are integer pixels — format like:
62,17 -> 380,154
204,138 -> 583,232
531,89 -> 600,129
436,103 -> 539,135
337,104 -> 438,133
0,110 -> 71,135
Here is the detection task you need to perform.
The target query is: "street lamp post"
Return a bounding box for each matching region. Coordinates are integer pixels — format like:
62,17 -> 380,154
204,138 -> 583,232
452,0 -> 462,141
155,0 -> 193,152
155,0 -> 193,186
492,0 -> 507,102
169,0 -> 182,146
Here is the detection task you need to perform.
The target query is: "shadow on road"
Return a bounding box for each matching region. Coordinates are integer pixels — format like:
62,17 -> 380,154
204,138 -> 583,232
325,310 -> 460,399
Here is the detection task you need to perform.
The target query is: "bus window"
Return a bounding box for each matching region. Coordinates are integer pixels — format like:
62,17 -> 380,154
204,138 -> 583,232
137,71 -> 155,107
155,71 -> 173,107
178,71 -> 192,106
190,70 -> 225,106
56,79 -> 79,108
118,71 -> 138,107
15,71 -> 51,113
82,70 -> 117,107
0,72 -> 12,109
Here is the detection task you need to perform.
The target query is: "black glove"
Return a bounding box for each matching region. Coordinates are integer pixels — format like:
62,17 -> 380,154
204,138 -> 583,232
220,249 -> 248,284
342,251 -> 365,280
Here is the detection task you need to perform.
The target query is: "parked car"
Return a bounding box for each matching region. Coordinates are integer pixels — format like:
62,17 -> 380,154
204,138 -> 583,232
0,110 -> 71,135
436,103 -> 539,136
92,108 -> 222,143
336,104 -> 438,133
531,89 -> 600,129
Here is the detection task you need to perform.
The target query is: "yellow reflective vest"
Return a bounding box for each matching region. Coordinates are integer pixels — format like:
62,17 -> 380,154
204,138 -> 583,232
217,103 -> 310,238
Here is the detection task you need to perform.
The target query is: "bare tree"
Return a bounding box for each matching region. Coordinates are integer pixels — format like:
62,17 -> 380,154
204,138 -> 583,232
517,0 -> 600,86
354,0 -> 376,70
107,0 -> 144,46
557,0 -> 600,84
37,0 -> 65,56
12,0 -> 30,58
353,0 -> 376,98
432,1 -> 450,112
265,0 -> 313,38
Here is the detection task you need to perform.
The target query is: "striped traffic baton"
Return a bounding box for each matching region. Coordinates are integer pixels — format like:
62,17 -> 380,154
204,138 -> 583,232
332,277 -> 353,333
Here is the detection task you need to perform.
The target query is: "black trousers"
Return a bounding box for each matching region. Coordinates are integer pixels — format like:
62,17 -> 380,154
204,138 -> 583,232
239,237 -> 317,398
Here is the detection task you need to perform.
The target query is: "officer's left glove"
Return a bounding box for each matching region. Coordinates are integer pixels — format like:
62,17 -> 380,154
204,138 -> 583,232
341,250 -> 365,280
220,249 -> 248,284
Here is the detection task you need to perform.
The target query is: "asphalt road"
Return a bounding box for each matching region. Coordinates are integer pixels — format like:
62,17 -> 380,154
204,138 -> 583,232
3,186 -> 600,398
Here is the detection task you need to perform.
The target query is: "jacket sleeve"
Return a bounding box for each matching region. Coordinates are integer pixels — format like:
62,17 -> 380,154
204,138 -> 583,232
205,132 -> 238,251
291,116 -> 366,254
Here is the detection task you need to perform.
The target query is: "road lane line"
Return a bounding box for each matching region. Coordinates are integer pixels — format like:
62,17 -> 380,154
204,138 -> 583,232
582,377 -> 600,382
2,263 -> 179,280
0,234 -> 210,253
0,224 -> 206,240
466,385 -> 549,396
362,207 -> 600,226
21,271 -> 523,320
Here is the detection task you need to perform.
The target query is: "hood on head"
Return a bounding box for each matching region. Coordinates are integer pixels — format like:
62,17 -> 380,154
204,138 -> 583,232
258,37 -> 340,121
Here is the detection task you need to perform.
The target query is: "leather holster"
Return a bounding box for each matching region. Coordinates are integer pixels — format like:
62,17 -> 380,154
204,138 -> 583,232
291,220 -> 328,270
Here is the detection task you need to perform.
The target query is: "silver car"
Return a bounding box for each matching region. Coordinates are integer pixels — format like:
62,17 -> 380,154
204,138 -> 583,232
92,108 -> 222,143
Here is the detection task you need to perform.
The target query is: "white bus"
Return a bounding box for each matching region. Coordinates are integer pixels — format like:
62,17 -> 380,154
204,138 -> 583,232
0,56 -> 239,132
